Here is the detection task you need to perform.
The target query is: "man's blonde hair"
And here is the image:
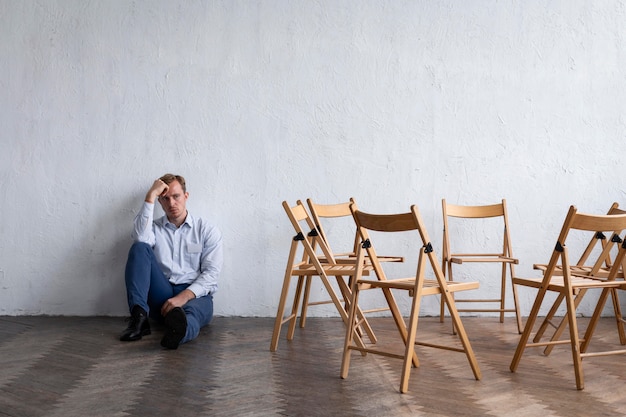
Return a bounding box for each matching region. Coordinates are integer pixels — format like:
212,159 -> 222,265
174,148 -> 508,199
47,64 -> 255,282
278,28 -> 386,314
159,173 -> 187,193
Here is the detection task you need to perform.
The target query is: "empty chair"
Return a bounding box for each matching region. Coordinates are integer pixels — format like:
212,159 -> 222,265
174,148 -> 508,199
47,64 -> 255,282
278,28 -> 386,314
270,200 -> 375,352
441,199 -> 522,333
341,204 -> 481,393
532,202 -> 626,353
510,206 -> 626,390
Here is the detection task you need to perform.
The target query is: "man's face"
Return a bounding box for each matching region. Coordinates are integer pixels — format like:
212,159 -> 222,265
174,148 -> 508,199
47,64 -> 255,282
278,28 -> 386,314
158,180 -> 188,221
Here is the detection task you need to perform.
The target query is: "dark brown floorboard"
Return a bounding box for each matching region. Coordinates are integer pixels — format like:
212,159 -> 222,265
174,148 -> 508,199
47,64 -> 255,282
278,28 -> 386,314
1,315 -> 626,416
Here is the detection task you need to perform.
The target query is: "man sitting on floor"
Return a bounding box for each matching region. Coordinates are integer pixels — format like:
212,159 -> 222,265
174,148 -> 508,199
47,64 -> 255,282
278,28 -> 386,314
120,173 -> 223,349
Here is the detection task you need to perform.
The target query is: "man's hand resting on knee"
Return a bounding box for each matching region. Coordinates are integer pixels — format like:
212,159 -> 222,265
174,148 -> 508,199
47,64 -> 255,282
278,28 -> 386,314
161,289 -> 196,316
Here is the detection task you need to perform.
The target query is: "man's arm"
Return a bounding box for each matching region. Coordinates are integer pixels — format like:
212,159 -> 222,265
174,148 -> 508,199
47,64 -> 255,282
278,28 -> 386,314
186,222 -> 224,298
145,179 -> 169,204
132,179 -> 169,244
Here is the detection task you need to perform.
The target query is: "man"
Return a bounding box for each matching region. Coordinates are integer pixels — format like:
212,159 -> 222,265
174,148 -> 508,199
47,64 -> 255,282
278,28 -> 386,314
120,173 -> 223,349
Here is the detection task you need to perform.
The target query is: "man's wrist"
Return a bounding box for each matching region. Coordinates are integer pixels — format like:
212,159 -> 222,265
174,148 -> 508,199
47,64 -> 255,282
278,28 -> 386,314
145,192 -> 158,203
183,289 -> 197,301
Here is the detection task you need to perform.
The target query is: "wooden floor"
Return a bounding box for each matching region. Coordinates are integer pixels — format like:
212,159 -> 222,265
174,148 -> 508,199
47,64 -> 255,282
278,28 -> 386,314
1,315 -> 626,416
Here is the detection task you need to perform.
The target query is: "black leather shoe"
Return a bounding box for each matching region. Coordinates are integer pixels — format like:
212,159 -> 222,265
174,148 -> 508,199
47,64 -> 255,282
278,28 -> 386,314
161,307 -> 187,349
120,305 -> 151,341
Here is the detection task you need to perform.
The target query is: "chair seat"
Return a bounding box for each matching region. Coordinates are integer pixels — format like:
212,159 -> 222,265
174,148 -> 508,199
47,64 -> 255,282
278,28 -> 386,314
319,255 -> 404,264
513,275 -> 624,291
293,263 -> 372,276
451,255 -> 519,265
534,263 -> 622,280
357,278 -> 479,295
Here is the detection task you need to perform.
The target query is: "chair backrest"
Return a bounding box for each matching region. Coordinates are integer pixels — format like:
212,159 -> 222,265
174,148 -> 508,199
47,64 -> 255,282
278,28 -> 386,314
350,204 -> 442,282
307,198 -> 360,259
574,202 -> 626,271
542,206 -> 626,282
282,200 -> 337,266
442,199 -> 513,260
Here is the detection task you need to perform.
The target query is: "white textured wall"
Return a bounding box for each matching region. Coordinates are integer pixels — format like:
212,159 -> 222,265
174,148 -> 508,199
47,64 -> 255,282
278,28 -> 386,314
2,1 -> 626,317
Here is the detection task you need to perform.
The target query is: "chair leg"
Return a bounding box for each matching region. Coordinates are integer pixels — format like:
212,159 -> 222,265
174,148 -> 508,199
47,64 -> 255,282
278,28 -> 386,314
534,293 -> 565,344
440,261 -> 450,323
611,288 -> 626,345
510,285 -> 550,373
340,283 -> 361,380
299,276 -> 313,328
563,288 -> 584,390
580,287 -> 613,354
505,262 -> 524,334
382,287 -> 420,368
270,275 -> 290,351
336,274 -> 377,344
446,263 -> 459,335
271,241 -> 303,352
287,276 -> 306,340
542,291 -> 587,356
270,272 -> 302,351
399,286 -> 424,393
314,271 -> 370,352
441,288 -> 481,380
511,277 -> 523,334
499,263 -> 507,323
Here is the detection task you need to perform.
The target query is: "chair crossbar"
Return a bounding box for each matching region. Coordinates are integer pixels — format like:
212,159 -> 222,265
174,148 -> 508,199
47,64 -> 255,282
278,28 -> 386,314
581,349 -> 626,358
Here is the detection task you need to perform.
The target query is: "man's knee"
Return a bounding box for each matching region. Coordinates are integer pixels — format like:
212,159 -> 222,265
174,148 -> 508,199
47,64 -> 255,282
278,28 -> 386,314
128,241 -> 152,258
184,295 -> 214,326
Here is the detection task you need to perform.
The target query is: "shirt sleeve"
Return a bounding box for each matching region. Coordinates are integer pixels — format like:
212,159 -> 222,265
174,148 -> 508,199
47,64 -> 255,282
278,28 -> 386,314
186,222 -> 223,298
132,201 -> 156,246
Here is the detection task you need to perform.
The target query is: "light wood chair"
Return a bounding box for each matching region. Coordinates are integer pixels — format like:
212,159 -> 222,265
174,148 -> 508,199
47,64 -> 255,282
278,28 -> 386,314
270,200 -> 375,352
340,204 -> 482,393
441,199 -> 522,333
510,206 -> 626,390
532,202 -> 626,354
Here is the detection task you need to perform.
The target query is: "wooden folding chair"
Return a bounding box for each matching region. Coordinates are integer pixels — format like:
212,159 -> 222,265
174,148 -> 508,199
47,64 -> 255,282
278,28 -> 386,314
440,199 -> 523,333
510,206 -> 626,390
340,204 -> 482,393
532,202 -> 626,354
270,200 -> 376,352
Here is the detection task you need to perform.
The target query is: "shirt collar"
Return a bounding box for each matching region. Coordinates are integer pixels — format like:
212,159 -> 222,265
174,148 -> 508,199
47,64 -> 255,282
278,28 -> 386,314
160,211 -> 194,229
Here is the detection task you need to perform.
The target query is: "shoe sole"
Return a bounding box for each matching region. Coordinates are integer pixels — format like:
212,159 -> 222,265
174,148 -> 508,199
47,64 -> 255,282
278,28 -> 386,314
161,307 -> 187,349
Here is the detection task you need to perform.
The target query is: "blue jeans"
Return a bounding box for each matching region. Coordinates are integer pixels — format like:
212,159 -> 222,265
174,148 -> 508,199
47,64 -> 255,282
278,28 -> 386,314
125,242 -> 214,344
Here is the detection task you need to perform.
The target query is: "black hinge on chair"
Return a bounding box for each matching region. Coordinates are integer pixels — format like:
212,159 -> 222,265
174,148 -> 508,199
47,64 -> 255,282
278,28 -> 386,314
362,239 -> 371,249
424,242 -> 434,253
294,232 -> 305,241
596,231 -> 607,240
308,228 -> 319,237
622,239 -> 626,249
555,241 -> 565,252
611,233 -> 623,244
